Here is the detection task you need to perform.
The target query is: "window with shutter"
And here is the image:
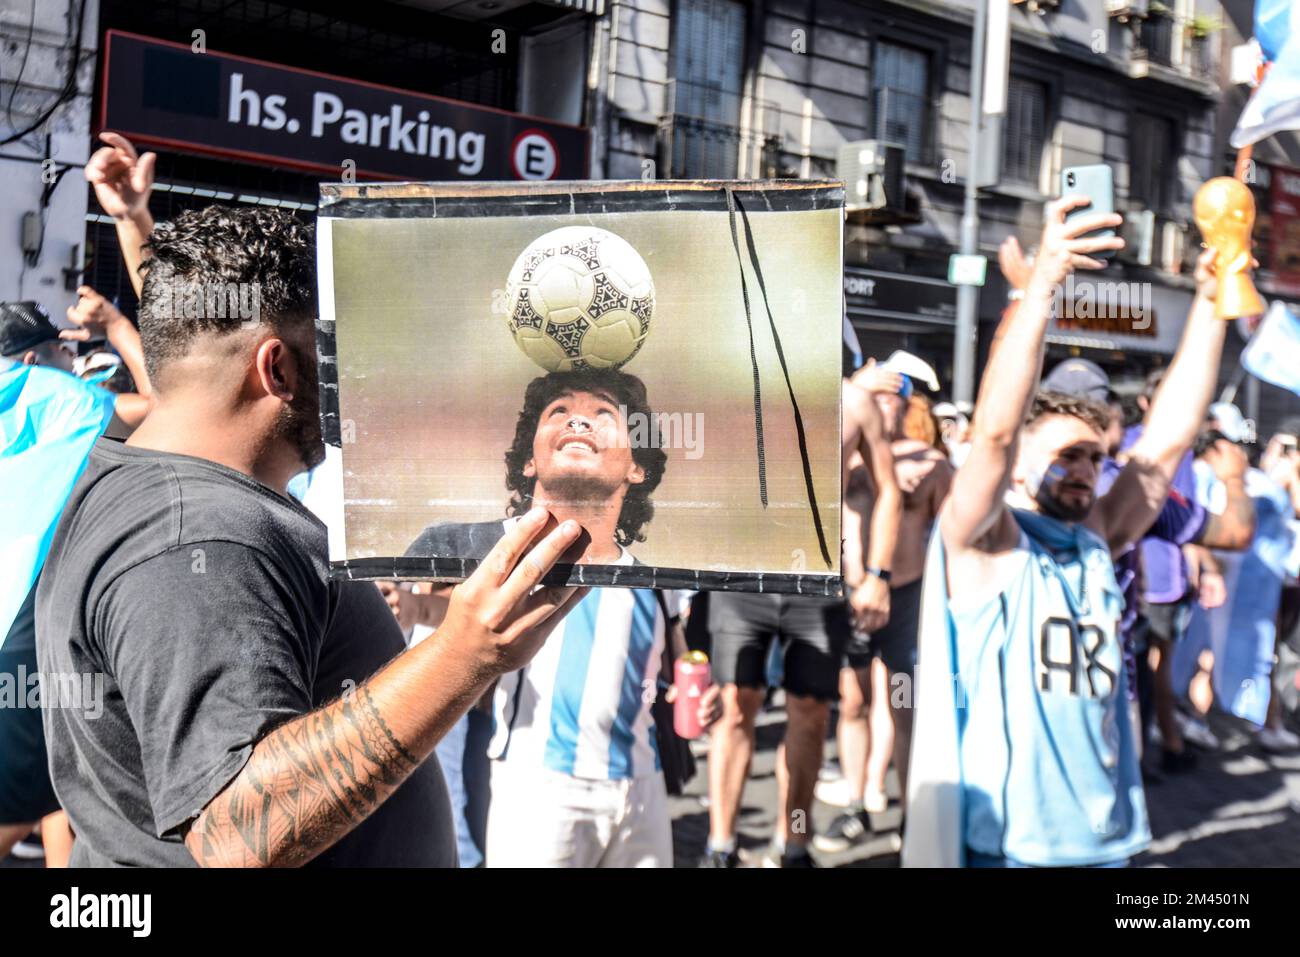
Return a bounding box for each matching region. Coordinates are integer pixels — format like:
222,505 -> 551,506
1129,112 -> 1174,213
671,0 -> 746,178
1002,76 -> 1047,187
871,42 -> 931,163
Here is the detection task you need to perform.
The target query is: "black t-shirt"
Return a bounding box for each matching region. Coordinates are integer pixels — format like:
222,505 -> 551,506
35,438 -> 456,867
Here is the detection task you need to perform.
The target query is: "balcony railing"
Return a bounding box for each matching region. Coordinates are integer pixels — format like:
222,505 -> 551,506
659,80 -> 781,179
1131,12 -> 1218,80
1138,12 -> 1176,67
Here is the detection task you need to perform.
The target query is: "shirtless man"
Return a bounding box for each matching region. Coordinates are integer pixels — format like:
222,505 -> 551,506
821,364 -> 953,850
701,373 -> 899,867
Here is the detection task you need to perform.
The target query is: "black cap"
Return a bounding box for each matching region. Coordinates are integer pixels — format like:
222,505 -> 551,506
0,301 -> 60,358
1276,416 -> 1300,442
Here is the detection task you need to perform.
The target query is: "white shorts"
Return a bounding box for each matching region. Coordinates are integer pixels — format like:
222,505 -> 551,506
486,761 -> 672,868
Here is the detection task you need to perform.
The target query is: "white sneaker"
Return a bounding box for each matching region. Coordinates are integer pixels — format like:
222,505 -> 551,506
1176,712 -> 1220,751
814,777 -> 852,808
10,838 -> 44,861
1257,726 -> 1300,753
814,777 -> 888,812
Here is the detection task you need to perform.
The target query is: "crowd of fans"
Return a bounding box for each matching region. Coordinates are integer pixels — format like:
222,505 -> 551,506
2,135 -> 1298,869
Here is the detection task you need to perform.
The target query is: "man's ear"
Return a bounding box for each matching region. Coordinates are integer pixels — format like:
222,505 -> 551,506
21,350 -> 38,366
627,460 -> 645,485
253,337 -> 295,402
522,457 -> 536,479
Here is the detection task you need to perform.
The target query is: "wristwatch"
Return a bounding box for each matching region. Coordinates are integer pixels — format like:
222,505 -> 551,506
865,566 -> 892,584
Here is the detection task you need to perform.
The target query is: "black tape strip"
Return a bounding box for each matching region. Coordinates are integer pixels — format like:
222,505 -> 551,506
733,193 -> 834,570
318,182 -> 846,220
331,557 -> 843,597
725,186 -> 769,508
315,317 -> 341,447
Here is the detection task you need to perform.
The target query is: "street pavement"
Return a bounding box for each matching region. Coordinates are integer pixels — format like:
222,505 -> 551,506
5,705 -> 1298,869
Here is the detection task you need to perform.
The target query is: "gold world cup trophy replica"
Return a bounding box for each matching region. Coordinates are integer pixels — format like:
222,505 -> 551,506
1193,176 -> 1266,321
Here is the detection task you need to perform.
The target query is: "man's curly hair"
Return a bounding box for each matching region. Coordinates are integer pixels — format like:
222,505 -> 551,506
1025,390 -> 1112,437
504,369 -> 667,547
137,205 -> 316,382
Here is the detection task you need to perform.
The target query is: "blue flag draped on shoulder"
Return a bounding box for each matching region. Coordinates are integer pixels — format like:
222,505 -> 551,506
1230,0 -> 1300,149
0,360 -> 115,649
1243,301 -> 1300,397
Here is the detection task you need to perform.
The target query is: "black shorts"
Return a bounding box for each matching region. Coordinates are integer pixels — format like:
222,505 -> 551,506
864,579 -> 924,678
844,628 -> 873,671
1144,595 -> 1193,646
708,593 -> 851,701
0,590 -> 59,824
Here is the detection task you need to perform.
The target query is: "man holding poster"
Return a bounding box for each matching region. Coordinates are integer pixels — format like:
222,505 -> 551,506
36,206 -> 591,867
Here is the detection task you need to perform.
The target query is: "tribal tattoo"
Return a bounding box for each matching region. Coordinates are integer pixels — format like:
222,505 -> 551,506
185,685 -> 419,867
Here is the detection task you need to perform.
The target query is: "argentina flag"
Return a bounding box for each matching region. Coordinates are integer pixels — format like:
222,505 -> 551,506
0,361 -> 115,649
1242,301 -> 1300,397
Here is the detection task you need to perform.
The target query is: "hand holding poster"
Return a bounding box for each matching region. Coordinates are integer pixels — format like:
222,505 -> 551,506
315,180 -> 844,594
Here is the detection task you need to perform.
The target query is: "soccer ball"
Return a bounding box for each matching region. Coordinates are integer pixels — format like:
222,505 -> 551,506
504,226 -> 655,372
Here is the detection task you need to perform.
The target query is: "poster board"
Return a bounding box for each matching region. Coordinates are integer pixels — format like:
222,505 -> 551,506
315,180 -> 844,594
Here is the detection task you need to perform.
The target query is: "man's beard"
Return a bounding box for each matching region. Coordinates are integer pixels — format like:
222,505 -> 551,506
1036,485 -> 1093,523
541,472 -> 622,507
277,348 -> 325,472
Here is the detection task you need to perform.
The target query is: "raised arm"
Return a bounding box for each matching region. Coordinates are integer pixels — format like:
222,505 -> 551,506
842,379 -> 901,631
1195,438 -> 1255,551
86,133 -> 156,300
1096,250 -> 1229,552
941,198 -> 1124,552
184,510 -> 586,867
61,286 -> 153,431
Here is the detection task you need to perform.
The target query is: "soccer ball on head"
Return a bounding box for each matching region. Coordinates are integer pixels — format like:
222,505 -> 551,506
504,226 -> 655,372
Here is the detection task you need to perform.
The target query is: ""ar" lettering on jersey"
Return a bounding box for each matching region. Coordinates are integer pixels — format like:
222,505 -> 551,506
1038,616 -> 1117,699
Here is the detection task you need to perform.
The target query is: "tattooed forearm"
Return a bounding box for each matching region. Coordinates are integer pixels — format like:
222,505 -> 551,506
186,686 -> 420,867
1198,478 -> 1256,551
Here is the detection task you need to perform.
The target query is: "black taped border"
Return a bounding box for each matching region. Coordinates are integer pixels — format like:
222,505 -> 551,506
331,558 -> 843,597
318,180 -> 845,220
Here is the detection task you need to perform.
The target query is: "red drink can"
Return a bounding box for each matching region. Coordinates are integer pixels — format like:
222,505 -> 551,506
673,651 -> 712,740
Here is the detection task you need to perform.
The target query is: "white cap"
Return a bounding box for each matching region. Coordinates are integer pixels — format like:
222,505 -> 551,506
932,402 -> 960,418
74,352 -> 122,377
876,350 -> 940,392
1209,402 -> 1249,443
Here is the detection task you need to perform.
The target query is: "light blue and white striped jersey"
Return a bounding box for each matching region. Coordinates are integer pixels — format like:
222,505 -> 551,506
489,585 -> 667,781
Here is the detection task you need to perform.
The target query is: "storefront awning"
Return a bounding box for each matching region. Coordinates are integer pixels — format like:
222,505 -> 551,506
844,266 -> 956,329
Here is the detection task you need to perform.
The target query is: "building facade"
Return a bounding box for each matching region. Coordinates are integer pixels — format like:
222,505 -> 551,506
2,0 -> 601,316
595,0 -> 1240,396
2,0 -> 1297,431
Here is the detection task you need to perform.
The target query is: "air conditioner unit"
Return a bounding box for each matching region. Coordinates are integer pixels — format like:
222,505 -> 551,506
1120,208 -> 1156,266
837,140 -> 906,219
1105,0 -> 1149,20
